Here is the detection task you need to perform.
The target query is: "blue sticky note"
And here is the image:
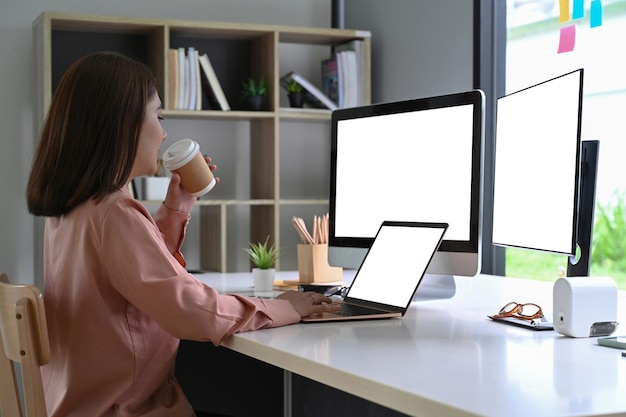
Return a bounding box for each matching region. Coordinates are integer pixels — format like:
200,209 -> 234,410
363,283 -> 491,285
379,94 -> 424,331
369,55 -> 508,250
573,0 -> 585,19
590,0 -> 603,28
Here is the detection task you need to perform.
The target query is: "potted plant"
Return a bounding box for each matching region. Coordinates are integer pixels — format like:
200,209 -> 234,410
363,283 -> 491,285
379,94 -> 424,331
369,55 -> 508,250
283,79 -> 305,108
241,76 -> 267,111
245,236 -> 279,292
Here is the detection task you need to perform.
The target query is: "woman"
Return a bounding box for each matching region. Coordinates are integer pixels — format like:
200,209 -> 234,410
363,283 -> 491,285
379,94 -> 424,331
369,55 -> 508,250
27,51 -> 337,417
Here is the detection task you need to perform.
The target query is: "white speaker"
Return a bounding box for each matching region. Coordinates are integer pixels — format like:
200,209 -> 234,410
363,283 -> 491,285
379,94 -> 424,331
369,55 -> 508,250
553,276 -> 618,338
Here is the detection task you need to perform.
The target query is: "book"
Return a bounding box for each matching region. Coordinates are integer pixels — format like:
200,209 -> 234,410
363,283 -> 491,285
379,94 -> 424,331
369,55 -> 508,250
167,49 -> 179,110
340,50 -> 358,108
198,53 -> 230,111
198,64 -> 219,110
176,48 -> 186,110
193,50 -> 202,110
335,52 -> 344,108
321,55 -> 339,106
336,50 -> 352,108
280,71 -> 337,111
187,47 -> 198,110
182,53 -> 190,110
335,40 -> 366,106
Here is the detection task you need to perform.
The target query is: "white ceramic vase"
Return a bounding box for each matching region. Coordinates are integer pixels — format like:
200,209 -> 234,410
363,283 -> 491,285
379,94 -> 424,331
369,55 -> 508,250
252,268 -> 275,293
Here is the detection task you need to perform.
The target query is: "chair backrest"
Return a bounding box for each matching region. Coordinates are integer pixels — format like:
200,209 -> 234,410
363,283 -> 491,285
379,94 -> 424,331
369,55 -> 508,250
0,273 -> 50,417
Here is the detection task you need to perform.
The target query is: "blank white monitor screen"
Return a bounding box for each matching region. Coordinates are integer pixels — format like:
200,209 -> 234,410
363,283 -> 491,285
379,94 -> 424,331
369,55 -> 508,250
329,89 -> 485,278
492,69 -> 583,255
334,106 -> 472,240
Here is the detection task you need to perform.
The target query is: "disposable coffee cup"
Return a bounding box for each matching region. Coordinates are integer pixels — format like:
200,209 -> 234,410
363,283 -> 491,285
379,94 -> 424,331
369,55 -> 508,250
162,138 -> 216,197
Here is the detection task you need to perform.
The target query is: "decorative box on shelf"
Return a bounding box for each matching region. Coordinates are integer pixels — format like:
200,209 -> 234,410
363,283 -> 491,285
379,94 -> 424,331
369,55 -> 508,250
139,176 -> 170,201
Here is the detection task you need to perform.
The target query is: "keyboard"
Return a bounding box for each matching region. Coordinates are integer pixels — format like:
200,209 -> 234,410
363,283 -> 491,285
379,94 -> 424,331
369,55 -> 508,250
334,302 -> 386,317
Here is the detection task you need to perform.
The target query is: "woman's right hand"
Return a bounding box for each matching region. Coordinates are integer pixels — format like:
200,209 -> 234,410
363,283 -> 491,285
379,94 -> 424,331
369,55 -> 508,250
163,156 -> 219,213
276,291 -> 341,317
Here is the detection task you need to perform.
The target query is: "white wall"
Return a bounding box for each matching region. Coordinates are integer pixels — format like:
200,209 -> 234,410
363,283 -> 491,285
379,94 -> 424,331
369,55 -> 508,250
0,0 -> 332,285
345,0 -> 474,103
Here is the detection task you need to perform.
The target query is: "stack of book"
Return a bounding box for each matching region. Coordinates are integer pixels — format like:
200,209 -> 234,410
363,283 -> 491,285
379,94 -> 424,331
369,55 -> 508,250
168,47 -> 230,111
321,39 -> 366,109
280,39 -> 366,112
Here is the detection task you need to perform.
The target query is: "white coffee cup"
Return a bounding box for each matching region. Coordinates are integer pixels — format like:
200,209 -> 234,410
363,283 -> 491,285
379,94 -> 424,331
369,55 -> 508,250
162,138 -> 216,197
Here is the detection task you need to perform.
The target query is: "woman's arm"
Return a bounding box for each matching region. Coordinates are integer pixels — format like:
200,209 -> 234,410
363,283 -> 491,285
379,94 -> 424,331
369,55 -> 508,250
154,173 -> 195,265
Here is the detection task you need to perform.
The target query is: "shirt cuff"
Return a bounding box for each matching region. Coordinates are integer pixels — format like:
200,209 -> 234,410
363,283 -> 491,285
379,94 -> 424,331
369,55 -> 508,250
261,299 -> 302,327
154,203 -> 191,267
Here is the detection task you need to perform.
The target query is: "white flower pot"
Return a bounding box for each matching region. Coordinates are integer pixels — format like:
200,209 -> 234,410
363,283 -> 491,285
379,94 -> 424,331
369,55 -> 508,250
253,268 -> 275,293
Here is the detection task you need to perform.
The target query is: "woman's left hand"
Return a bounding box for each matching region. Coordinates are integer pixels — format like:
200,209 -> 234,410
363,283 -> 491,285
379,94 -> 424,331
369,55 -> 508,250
164,156 -> 219,213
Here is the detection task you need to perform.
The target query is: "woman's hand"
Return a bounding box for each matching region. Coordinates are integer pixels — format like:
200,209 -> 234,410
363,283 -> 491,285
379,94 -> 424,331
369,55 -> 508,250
163,156 -> 219,213
276,291 -> 341,318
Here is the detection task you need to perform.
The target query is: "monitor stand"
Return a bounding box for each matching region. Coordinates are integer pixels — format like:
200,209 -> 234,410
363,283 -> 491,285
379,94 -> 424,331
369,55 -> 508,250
329,246 -> 457,302
413,273 -> 456,301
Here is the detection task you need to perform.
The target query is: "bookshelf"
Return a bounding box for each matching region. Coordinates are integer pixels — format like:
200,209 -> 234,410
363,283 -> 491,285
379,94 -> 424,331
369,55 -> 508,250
33,11 -> 371,272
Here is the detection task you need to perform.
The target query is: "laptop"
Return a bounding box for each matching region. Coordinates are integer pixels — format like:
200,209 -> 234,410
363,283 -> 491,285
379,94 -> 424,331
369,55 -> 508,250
301,220 -> 448,322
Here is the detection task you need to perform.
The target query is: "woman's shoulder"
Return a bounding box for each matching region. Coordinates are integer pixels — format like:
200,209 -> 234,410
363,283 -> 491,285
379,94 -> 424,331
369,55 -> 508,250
96,188 -> 153,221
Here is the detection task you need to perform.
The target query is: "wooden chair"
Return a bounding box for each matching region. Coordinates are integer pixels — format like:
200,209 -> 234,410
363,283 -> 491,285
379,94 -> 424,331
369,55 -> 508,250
0,273 -> 50,417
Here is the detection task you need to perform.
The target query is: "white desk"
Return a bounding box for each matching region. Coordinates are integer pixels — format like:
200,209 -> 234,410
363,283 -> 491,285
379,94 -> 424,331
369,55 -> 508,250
194,271 -> 626,417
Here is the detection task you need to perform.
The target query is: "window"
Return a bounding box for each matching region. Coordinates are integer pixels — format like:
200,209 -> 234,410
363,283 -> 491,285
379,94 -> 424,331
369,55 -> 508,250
504,0 -> 626,288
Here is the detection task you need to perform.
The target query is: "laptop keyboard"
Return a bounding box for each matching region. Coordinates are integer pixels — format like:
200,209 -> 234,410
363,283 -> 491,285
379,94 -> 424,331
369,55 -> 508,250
334,302 -> 385,317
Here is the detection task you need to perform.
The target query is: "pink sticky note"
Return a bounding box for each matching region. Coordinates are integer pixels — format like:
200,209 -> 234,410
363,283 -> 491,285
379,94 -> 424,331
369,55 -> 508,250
558,25 -> 576,53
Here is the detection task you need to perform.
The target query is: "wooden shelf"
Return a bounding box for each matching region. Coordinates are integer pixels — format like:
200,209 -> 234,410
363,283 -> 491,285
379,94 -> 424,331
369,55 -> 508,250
163,109 -> 275,120
33,11 -> 370,272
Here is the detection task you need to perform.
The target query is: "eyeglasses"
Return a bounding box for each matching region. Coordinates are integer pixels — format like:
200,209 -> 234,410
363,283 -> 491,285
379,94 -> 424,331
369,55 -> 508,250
492,301 -> 544,321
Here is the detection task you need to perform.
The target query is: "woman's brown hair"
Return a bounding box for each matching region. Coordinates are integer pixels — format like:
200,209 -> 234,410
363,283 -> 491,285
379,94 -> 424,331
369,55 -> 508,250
27,51 -> 157,216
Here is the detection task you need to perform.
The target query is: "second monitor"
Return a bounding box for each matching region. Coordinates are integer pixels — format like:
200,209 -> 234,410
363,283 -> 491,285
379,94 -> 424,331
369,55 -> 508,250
328,89 -> 485,300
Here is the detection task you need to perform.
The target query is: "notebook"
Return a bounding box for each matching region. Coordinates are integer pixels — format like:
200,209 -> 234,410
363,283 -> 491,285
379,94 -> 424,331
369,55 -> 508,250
301,220 -> 448,323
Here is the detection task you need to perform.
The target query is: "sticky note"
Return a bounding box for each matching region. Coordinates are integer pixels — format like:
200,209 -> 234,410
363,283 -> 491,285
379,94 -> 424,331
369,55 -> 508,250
559,0 -> 570,23
558,25 -> 576,54
573,0 -> 584,19
590,0 -> 603,28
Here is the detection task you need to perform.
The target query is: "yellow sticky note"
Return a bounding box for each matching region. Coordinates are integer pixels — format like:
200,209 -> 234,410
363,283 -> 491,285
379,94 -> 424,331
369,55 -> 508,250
559,0 -> 570,23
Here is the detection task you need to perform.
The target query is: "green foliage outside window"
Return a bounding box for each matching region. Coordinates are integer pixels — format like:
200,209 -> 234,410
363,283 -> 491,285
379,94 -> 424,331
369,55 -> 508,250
505,190 -> 626,290
592,191 -> 626,284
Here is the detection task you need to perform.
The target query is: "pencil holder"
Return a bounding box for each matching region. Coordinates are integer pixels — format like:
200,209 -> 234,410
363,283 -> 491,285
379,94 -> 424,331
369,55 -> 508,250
297,244 -> 343,283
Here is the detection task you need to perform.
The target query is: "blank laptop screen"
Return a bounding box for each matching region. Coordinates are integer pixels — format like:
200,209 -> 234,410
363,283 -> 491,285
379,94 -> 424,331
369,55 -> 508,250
348,222 -> 447,308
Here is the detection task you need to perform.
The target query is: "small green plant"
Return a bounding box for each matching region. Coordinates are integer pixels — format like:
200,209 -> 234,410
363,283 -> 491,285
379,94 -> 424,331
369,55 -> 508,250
244,236 -> 279,269
241,76 -> 267,98
283,79 -> 303,93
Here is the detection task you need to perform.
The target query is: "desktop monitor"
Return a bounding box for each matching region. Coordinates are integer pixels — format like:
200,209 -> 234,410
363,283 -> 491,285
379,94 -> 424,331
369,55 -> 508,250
329,89 -> 485,301
492,69 -> 594,276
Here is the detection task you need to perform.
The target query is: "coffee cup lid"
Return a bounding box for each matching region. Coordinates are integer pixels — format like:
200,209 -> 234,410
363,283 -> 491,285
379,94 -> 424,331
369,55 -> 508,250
162,138 -> 199,170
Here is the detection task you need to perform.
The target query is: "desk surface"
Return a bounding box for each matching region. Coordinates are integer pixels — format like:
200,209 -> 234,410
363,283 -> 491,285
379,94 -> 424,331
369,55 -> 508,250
194,271 -> 626,417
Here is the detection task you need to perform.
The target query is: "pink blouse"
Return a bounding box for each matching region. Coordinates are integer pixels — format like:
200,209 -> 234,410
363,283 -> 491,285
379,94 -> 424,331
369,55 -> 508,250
41,187 -> 300,416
